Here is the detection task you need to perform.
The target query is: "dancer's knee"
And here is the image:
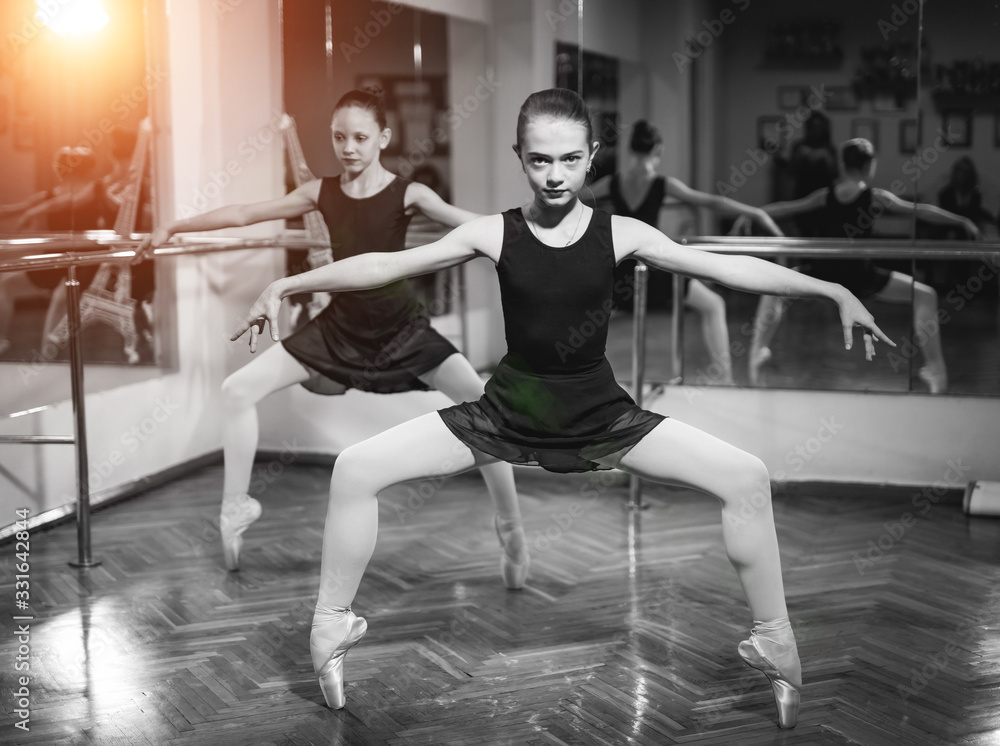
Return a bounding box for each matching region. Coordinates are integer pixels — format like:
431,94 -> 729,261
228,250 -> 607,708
331,443 -> 383,496
221,371 -> 258,411
725,452 -> 771,504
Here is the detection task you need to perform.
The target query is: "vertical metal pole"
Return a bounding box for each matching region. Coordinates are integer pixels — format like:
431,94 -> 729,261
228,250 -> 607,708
627,261 -> 649,510
670,273 -> 685,383
66,265 -> 100,568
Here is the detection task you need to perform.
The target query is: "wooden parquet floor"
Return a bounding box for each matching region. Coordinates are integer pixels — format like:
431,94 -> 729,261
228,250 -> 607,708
1,461 -> 999,745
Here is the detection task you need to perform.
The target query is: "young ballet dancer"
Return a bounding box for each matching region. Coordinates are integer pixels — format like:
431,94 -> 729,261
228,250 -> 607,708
587,120 -> 785,384
140,88 -> 528,587
746,138 -> 980,392
233,89 -> 892,727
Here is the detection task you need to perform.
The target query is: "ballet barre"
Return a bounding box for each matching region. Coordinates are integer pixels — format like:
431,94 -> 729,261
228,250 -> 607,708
626,237 -> 1000,508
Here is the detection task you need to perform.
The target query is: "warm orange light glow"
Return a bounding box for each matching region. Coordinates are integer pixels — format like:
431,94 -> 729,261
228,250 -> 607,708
36,0 -> 110,36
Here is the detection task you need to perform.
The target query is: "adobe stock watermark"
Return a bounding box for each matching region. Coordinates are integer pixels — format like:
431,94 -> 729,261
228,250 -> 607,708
878,0 -> 920,40
896,594 -> 1000,703
852,458 -> 969,575
884,254 -> 1000,375
395,73 -> 501,179
6,0 -> 74,56
716,85 -> 829,197
340,2 -> 405,63
177,108 -> 286,217
724,416 -> 846,529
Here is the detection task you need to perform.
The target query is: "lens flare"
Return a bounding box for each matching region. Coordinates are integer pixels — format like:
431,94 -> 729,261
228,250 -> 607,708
36,0 -> 110,36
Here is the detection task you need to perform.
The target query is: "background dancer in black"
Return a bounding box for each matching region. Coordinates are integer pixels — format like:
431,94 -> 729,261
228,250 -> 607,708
746,138 -> 979,392
141,88 -> 527,585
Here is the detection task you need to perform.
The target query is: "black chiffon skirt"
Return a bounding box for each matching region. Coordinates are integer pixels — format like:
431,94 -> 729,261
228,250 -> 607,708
438,355 -> 666,473
281,288 -> 458,396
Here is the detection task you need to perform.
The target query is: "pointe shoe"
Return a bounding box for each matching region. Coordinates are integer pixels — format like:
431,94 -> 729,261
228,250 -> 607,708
748,346 -> 772,386
220,495 -> 262,571
738,636 -> 800,729
494,515 -> 530,590
311,611 -> 367,709
918,366 -> 947,394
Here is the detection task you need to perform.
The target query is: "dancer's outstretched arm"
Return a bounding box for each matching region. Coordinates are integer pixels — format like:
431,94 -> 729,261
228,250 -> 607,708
136,180 -> 322,260
232,214 -> 503,350
407,182 -> 480,228
873,189 -> 981,238
665,177 -> 785,236
614,215 -> 895,357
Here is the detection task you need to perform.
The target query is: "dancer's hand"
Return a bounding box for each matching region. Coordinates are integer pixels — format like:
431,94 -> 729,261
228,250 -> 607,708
836,288 -> 895,361
135,225 -> 172,264
232,283 -> 283,352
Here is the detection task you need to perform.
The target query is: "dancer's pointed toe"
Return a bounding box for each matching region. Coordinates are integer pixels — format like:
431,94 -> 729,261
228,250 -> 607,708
738,635 -> 801,729
311,610 -> 367,709
494,515 -> 530,590
220,495 -> 262,571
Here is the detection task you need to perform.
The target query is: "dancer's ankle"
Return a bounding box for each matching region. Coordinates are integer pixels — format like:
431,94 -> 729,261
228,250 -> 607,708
751,617 -> 801,685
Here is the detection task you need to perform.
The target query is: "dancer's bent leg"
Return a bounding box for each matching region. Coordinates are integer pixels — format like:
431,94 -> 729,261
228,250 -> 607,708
312,413 -> 491,707
419,353 -> 528,588
873,271 -> 947,393
596,419 -> 800,726
685,280 -> 733,385
749,294 -> 787,385
218,343 -> 311,569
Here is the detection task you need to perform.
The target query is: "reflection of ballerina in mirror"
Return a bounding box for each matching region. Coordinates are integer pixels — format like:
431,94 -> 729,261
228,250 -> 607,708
45,123 -> 152,365
935,157 -> 995,240
0,146 -> 111,356
138,88 -> 528,588
744,138 -> 981,393
586,120 -> 785,385
787,111 -> 839,237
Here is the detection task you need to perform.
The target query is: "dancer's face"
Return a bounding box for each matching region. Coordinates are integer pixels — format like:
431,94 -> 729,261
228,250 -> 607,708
517,117 -> 596,208
331,105 -> 389,175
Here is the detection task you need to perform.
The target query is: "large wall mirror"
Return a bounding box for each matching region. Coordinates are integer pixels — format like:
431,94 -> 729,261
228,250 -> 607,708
282,1 -> 501,355
587,0 -> 999,397
0,0 -> 161,416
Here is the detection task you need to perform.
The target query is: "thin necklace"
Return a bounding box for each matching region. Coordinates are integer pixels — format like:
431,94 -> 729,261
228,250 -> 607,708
528,203 -> 584,246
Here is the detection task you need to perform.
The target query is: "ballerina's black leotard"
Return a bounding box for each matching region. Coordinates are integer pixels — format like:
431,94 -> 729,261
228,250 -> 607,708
800,186 -> 891,297
608,174 -> 689,310
281,176 -> 459,395
438,208 -> 665,473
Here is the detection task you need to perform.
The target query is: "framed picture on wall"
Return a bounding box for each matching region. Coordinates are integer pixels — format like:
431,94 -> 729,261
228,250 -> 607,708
851,118 -> 879,150
899,118 -> 919,154
777,86 -> 804,110
824,86 -> 858,111
942,110 -> 972,147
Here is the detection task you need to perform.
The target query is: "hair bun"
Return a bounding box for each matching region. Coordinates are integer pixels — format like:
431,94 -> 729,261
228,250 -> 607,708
361,84 -> 385,101
630,120 -> 661,154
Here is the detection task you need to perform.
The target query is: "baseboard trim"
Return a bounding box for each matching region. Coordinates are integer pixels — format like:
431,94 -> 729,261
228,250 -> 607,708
0,450 -> 223,543
1,453 -> 966,544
